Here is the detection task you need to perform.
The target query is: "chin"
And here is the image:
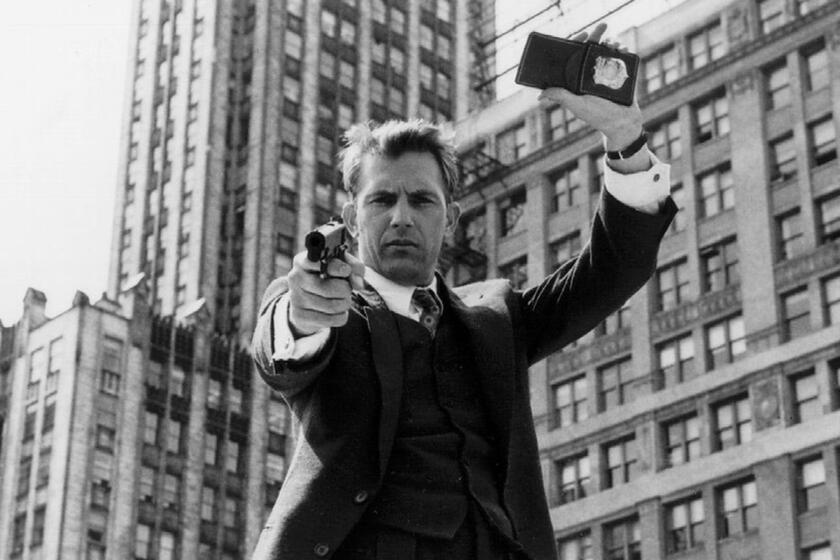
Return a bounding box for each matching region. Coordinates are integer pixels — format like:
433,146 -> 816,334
382,262 -> 431,286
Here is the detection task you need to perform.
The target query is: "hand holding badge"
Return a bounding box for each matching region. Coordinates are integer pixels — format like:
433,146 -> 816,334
515,26 -> 639,106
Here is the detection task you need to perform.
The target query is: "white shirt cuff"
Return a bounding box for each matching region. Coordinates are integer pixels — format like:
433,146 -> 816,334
272,293 -> 331,362
603,149 -> 671,214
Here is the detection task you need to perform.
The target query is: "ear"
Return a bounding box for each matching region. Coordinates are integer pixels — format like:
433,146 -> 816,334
444,201 -> 461,235
341,201 -> 358,238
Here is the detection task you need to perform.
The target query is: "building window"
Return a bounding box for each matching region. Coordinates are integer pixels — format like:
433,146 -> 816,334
36,446 -> 51,488
499,256 -> 528,290
17,458 -> 31,497
758,0 -> 785,33
139,466 -> 154,502
705,315 -> 746,370
100,337 -> 122,395
808,115 -> 837,166
665,496 -> 704,553
776,209 -> 804,260
201,486 -> 216,521
556,453 -> 590,505
144,410 -> 159,445
226,440 -> 241,474
549,165 -> 582,212
643,45 -> 679,93
823,273 -> 840,325
340,19 -> 356,45
31,506 -> 46,548
162,473 -> 180,510
697,164 -> 734,218
669,183 -> 687,234
598,357 -> 637,411
656,258 -> 690,311
604,517 -> 641,560
436,0 -> 451,22
91,477 -> 111,509
499,189 -> 526,237
603,436 -> 638,488
96,425 -> 116,452
159,531 -> 175,560
223,496 -> 239,528
817,192 -> 840,243
796,457 -> 826,512
167,418 -> 182,454
713,395 -> 752,451
768,133 -> 797,184
693,91 -> 729,143
657,334 -> 696,388
320,9 -> 337,37
496,123 -> 529,164
591,153 -> 605,192
284,30 -> 302,60
718,478 -> 758,537
547,105 -> 584,141
595,303 -> 631,336
136,524 -> 152,559
371,0 -> 386,22
664,415 -> 701,468
797,0 -> 830,14
553,375 -> 588,427
791,370 -> 821,423
802,544 -> 833,560
764,59 -> 791,110
205,432 -> 218,466
419,62 -> 433,90
802,40 -> 829,92
558,532 -> 593,560
701,237 -> 739,292
688,20 -> 725,70
12,513 -> 26,555
649,115 -> 682,160
782,287 -> 811,340
42,395 -> 55,434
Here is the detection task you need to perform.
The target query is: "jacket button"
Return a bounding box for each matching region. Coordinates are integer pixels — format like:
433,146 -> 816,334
314,543 -> 330,557
354,490 -> 369,504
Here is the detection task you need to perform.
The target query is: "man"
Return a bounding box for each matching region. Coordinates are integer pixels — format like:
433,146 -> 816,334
252,24 -> 676,560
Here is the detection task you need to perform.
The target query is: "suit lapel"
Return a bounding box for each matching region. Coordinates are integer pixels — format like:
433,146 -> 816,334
442,284 -> 516,453
354,283 -> 404,478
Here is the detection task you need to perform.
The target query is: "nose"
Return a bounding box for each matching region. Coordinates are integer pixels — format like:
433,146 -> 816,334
389,196 -> 413,228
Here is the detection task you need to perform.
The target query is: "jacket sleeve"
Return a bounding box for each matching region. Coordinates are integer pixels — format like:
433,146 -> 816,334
521,189 -> 677,364
251,276 -> 337,399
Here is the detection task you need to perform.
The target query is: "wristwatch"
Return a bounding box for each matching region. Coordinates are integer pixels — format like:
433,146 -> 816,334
606,130 -> 648,160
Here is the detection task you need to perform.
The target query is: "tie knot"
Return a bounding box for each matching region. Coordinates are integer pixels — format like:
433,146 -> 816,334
411,288 -> 441,335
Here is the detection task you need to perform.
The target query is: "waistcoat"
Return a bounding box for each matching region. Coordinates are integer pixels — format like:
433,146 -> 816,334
361,308 -> 515,541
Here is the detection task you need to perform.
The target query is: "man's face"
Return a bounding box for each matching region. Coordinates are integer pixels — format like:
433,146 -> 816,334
342,151 -> 460,286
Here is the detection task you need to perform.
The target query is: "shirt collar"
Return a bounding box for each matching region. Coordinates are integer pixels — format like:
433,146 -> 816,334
363,266 -> 439,318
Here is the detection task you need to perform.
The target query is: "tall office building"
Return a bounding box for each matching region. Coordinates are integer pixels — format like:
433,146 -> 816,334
0,281 -> 291,559
106,0 -> 496,342
451,0 -> 840,558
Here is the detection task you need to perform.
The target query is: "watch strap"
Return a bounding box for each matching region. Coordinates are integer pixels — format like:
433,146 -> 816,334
606,130 -> 648,160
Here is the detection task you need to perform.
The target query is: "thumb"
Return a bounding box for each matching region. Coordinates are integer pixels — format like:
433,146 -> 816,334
342,252 -> 366,290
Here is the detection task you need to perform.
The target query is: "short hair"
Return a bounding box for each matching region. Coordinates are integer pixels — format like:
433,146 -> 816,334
338,119 -> 460,201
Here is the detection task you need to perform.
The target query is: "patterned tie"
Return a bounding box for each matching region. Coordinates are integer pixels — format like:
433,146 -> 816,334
411,287 -> 442,336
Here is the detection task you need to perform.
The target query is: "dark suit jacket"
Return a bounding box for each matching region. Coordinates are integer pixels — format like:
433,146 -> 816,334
251,190 -> 676,560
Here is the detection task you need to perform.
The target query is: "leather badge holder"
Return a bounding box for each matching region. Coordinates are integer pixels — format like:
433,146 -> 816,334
515,32 -> 640,106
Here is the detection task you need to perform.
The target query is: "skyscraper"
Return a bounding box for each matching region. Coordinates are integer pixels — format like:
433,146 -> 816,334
107,0 -> 496,341
450,0 -> 840,558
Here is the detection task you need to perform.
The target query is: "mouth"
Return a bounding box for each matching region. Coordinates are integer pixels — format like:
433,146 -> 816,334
384,239 -> 419,248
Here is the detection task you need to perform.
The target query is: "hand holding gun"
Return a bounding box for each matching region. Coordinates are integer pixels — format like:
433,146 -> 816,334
288,218 -> 365,336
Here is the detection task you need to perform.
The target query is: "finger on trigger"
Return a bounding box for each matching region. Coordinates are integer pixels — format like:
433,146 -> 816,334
325,258 -> 351,278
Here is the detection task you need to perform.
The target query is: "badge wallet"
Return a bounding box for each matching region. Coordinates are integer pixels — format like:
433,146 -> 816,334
515,32 -> 640,106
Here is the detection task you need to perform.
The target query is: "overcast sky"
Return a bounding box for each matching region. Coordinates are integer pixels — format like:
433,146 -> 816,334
0,0 -> 682,324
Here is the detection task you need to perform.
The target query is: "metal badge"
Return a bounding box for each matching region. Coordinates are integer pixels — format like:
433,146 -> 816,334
592,56 -> 629,90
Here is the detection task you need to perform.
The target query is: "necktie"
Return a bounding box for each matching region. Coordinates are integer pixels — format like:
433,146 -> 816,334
411,287 -> 442,336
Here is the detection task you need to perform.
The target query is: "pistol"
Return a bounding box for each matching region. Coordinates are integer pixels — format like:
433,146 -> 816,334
304,217 -> 348,277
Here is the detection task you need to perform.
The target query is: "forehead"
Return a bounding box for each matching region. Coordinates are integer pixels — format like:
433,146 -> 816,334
357,151 -> 447,198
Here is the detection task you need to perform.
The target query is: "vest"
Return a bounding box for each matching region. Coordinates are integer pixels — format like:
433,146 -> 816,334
360,308 -> 516,542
